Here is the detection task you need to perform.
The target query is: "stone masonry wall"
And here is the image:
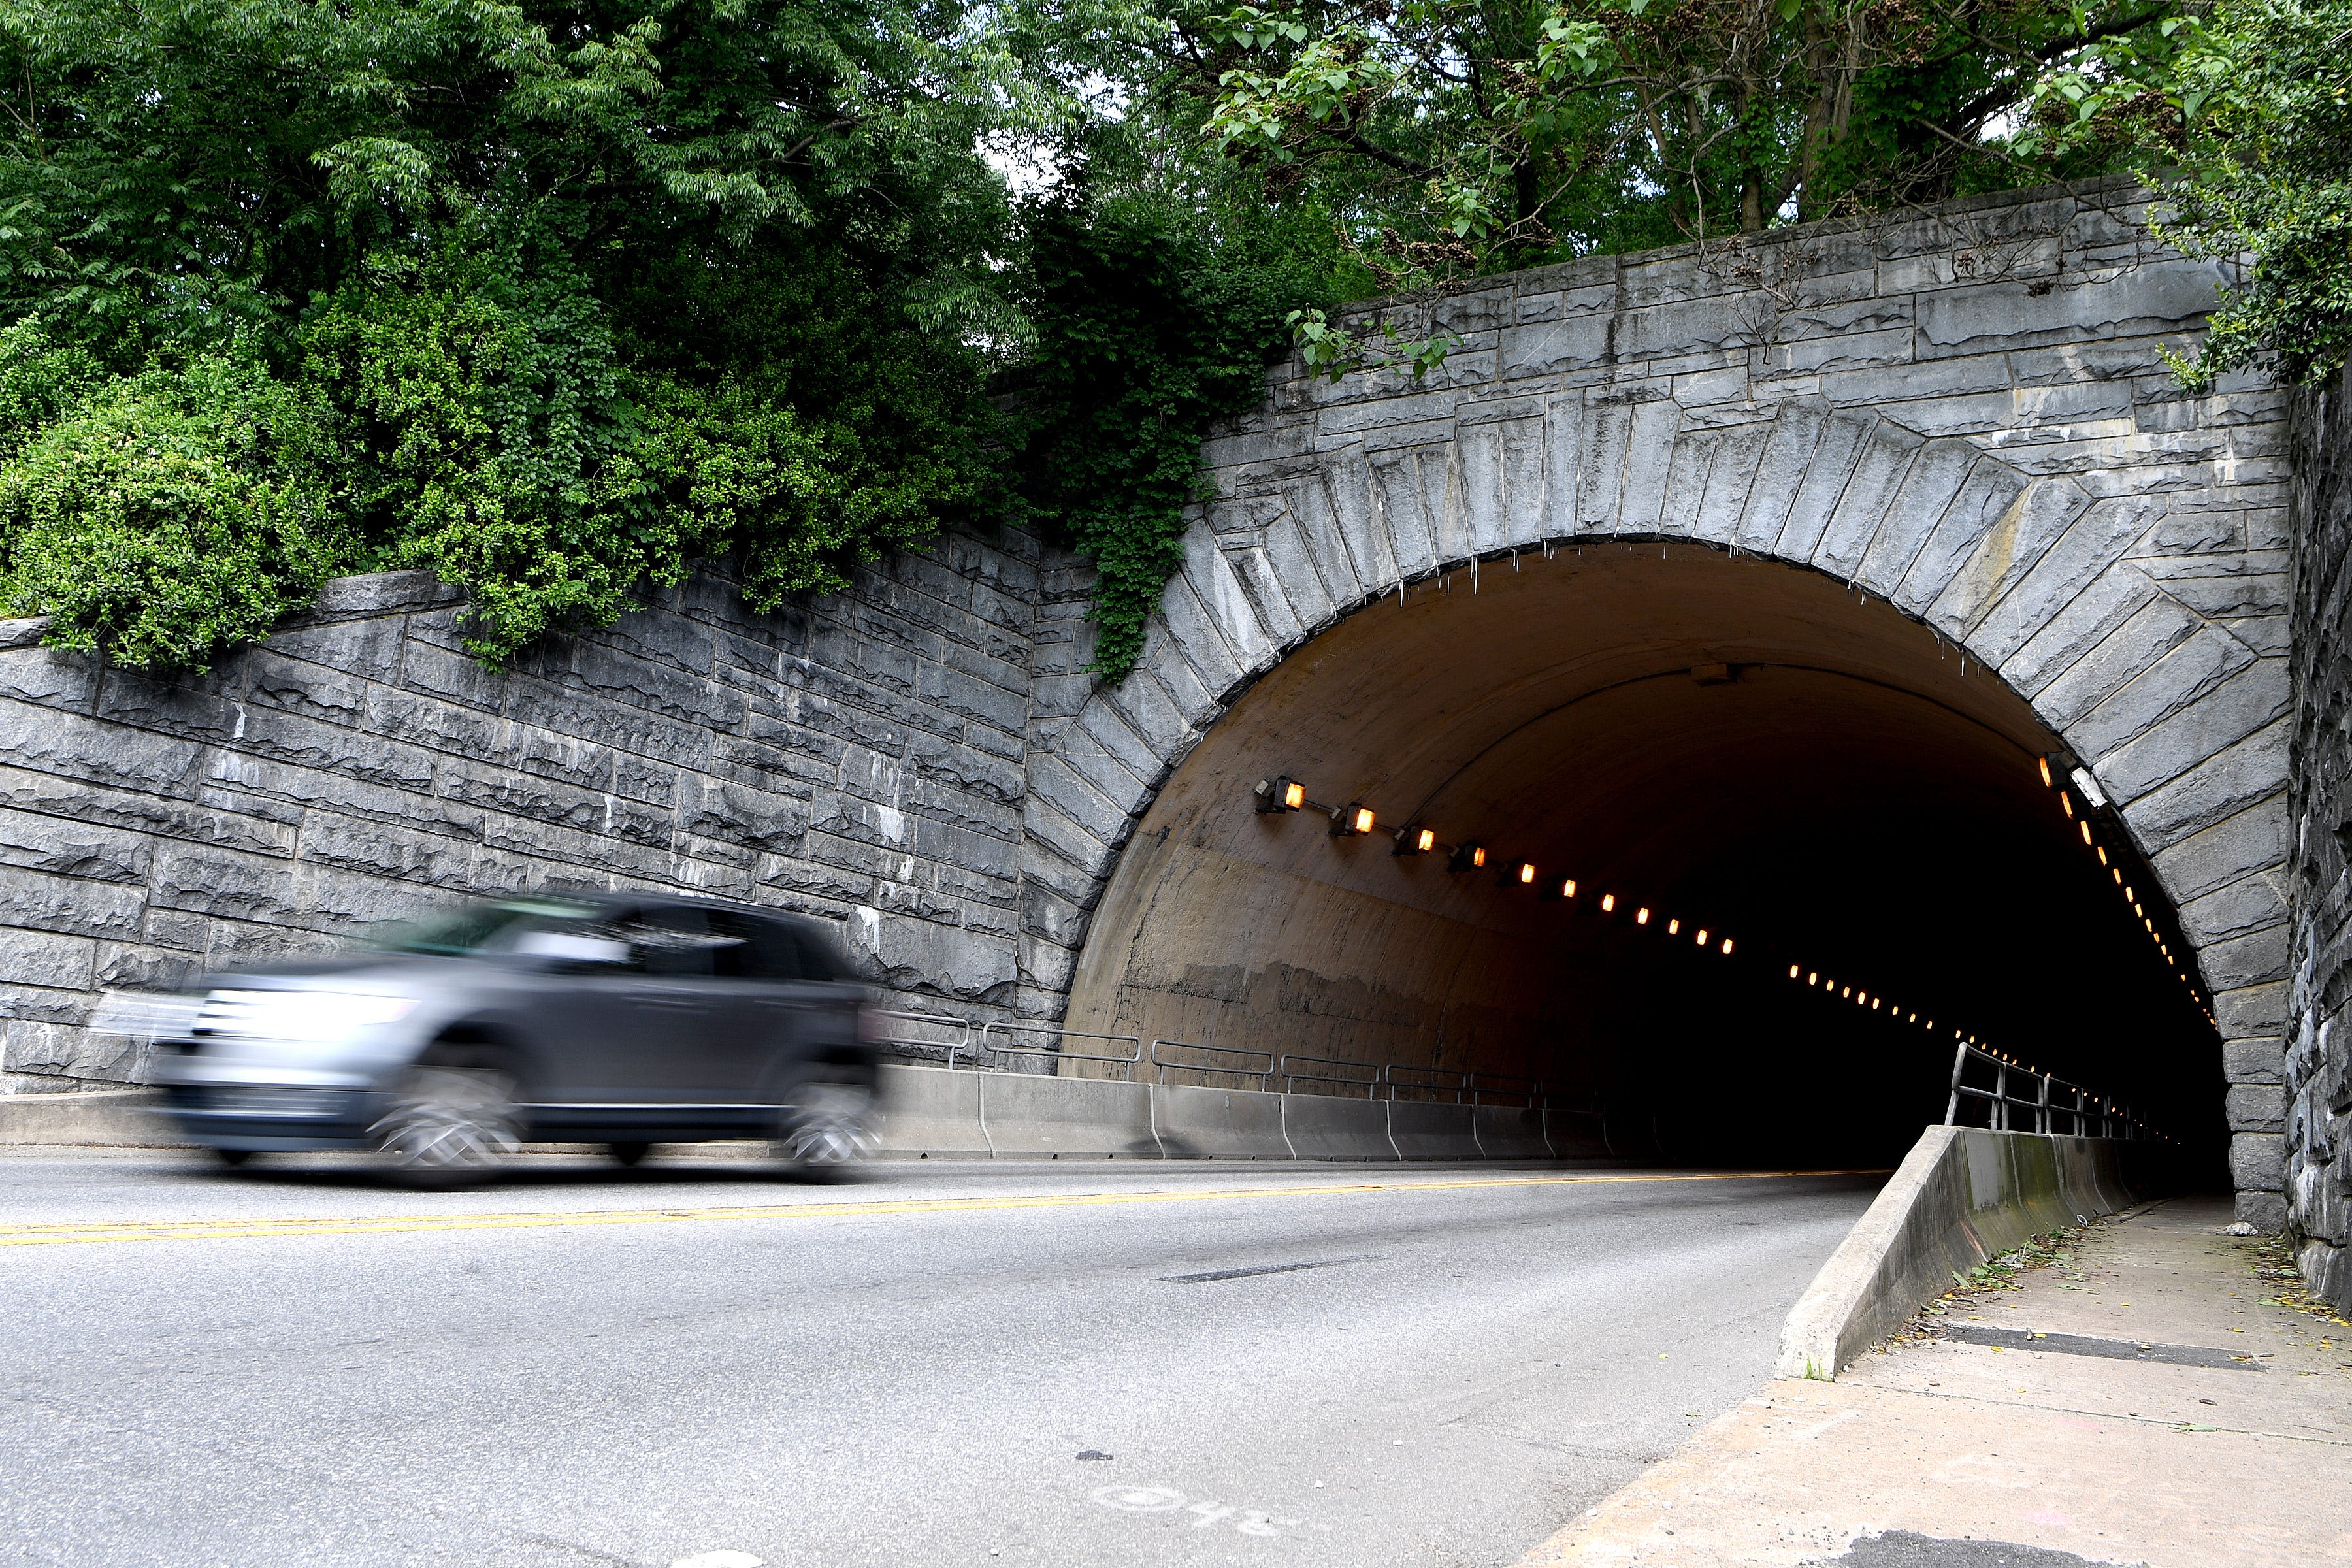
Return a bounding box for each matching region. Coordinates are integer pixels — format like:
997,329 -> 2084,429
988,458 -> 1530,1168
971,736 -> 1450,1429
1041,177 -> 2296,1220
2285,363 -> 2352,1306
0,524 -> 1105,1093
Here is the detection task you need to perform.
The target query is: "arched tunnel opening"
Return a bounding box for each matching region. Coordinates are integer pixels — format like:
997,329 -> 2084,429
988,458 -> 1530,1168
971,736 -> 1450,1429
1066,540 -> 2227,1175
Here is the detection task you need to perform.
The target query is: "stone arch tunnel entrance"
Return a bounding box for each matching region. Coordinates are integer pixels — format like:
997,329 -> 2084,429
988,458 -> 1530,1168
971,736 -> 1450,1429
1064,541 -> 2223,1169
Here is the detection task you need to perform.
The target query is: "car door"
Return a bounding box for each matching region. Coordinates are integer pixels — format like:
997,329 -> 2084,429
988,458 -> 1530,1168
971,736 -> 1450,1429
607,904 -> 728,1108
701,909 -> 809,1103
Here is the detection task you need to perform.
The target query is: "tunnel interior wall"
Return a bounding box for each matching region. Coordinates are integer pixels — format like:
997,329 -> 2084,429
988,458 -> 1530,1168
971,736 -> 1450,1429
2286,363 -> 2352,1305
1066,544 -> 2232,1169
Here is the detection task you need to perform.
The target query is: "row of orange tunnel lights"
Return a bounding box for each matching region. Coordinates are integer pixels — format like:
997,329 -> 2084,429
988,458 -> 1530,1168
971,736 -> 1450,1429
1254,775 -> 1737,955
1256,750 -> 2206,1077
2038,753 -> 2213,1025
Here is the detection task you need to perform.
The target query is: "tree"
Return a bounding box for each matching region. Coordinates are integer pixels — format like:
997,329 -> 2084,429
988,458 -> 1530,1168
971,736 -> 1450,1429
0,0 -> 1041,668
1164,0 -> 2190,293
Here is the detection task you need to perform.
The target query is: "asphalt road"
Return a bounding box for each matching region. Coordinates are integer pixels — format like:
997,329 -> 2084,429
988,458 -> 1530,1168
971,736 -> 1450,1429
0,1150 -> 1879,1568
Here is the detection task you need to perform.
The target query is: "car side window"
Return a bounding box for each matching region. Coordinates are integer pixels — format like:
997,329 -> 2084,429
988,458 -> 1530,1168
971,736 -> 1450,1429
706,910 -> 806,981
620,906 -> 715,978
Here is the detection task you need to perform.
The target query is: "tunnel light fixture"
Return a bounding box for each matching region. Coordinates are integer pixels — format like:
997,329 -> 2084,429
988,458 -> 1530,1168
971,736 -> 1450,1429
1331,802 -> 1376,837
1720,939 -> 1733,955
1600,894 -> 1615,912
1518,862 -> 1538,885
1561,878 -> 1576,899
2060,792 -> 2074,819
1789,964 -> 1801,979
2080,821 -> 2092,845
1635,907 -> 1650,924
2038,754 -> 2056,788
1667,917 -> 1680,935
1808,971 -> 1818,985
2097,846 -> 2110,866
1842,985 -> 1852,998
1695,928 -> 1707,945
1395,824 -> 1437,856
1256,776 -> 1307,813
1450,843 -> 1488,874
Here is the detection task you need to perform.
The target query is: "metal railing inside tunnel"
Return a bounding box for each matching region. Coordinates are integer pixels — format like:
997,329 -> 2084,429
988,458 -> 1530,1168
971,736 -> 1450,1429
1943,1041 -> 2148,1139
866,1011 -> 1604,1113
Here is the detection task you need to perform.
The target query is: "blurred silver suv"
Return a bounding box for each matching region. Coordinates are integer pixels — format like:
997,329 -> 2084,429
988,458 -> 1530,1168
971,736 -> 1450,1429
152,893 -> 879,1185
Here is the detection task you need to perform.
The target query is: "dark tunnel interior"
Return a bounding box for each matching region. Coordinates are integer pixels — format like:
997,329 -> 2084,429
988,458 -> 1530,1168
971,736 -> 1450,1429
1064,540 -> 2226,1176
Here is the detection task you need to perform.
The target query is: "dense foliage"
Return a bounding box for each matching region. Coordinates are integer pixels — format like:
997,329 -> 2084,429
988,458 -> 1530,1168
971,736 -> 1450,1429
2145,0 -> 2351,386
1164,0 -> 2191,293
0,0 -> 2341,681
0,0 -> 1288,676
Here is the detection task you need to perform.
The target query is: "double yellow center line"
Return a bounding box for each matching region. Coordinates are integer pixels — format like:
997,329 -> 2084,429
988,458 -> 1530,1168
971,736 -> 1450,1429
0,1168 -> 1884,1249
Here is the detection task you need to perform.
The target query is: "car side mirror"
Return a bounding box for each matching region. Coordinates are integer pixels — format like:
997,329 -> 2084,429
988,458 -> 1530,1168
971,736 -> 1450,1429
512,932 -> 630,968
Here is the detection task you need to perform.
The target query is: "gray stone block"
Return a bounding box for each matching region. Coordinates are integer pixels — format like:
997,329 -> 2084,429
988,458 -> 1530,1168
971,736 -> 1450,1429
2090,656 -> 2287,806
2234,1189 -> 2287,1233
0,866 -> 146,938
0,809 -> 150,883
0,644 -> 98,710
1811,419 -> 1925,581
2178,873 -> 2287,947
0,926 -> 97,989
2213,980 -> 2288,1038
1970,495 -> 2165,670
2223,1037 -> 2285,1086
2229,1082 -> 2287,1134
2195,922 -> 2289,993
310,570 -> 453,617
2149,798 -> 2287,907
2230,1132 -> 2286,1192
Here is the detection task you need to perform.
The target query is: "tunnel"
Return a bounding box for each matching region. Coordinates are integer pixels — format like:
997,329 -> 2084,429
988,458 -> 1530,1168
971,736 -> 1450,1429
1064,540 -> 2225,1171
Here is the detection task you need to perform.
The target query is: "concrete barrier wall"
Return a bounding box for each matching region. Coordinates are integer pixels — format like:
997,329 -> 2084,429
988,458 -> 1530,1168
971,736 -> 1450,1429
976,1073 -> 1156,1158
1282,1094 -> 1398,1160
1775,1126 -> 2134,1381
1546,1109 -> 1612,1159
1388,1100 -> 1481,1160
1473,1106 -> 1552,1159
874,1064 -> 992,1158
1152,1083 -> 1294,1159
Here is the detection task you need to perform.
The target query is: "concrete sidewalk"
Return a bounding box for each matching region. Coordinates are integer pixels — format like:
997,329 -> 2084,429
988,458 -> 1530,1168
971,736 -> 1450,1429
1521,1198 -> 2352,1567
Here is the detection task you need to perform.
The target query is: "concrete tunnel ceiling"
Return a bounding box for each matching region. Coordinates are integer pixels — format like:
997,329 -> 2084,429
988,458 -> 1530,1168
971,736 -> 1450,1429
1066,540 -> 2222,1165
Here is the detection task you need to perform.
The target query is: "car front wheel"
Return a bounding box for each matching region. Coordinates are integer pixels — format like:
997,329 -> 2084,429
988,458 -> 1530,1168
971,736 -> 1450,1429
773,1071 -> 875,1175
370,1066 -> 519,1189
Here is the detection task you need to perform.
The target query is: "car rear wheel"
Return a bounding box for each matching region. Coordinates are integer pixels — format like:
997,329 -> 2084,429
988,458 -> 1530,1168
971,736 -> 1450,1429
370,1066 -> 519,1189
608,1141 -> 651,1167
773,1070 -> 875,1175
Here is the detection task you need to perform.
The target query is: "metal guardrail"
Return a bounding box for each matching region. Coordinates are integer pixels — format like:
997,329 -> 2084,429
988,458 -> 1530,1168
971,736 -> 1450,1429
1277,1052 -> 1383,1098
1151,1038 -> 1275,1091
1384,1063 -> 1469,1103
866,1009 -> 975,1068
1944,1042 -> 2140,1139
979,1021 -> 1143,1081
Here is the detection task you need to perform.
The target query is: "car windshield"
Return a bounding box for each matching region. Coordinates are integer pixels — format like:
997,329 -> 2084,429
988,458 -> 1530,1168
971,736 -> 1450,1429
367,898 -> 606,956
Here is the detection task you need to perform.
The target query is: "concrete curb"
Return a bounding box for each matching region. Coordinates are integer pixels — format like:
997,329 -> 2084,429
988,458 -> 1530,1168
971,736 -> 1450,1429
1774,1125 -> 2132,1380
